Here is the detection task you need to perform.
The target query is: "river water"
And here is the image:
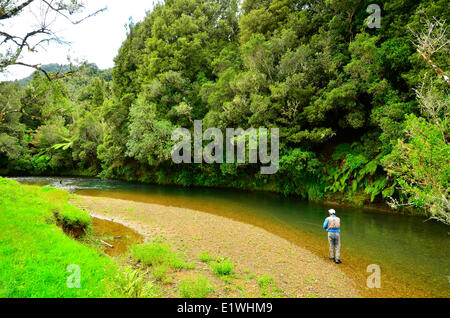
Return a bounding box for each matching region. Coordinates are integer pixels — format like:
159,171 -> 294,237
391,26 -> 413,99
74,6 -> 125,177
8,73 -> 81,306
12,176 -> 449,297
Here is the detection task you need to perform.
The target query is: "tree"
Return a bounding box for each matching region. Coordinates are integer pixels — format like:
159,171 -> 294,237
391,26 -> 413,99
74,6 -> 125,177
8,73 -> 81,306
383,103 -> 449,224
409,18 -> 450,84
384,19 -> 449,224
100,0 -> 240,178
98,0 -> 449,205
0,0 -> 104,79
126,96 -> 175,166
0,82 -> 28,162
1,0 -> 448,215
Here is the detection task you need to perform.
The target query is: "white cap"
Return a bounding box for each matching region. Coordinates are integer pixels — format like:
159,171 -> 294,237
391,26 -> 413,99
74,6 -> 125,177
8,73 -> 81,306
328,209 -> 336,214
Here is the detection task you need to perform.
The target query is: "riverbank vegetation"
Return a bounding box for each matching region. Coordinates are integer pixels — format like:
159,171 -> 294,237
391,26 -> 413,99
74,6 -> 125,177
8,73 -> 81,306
71,193 -> 361,297
0,178 -> 120,297
0,0 -> 448,222
3,177 -> 340,297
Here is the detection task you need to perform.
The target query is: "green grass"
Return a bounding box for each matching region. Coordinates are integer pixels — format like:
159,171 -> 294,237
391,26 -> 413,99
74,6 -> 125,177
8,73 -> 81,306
0,178 -> 121,297
258,275 -> 274,288
198,251 -> 213,263
178,274 -> 215,298
210,257 -> 235,276
116,268 -> 161,298
304,274 -> 317,284
0,178 -> 284,299
258,275 -> 274,297
152,264 -> 169,282
131,240 -> 194,270
257,275 -> 285,298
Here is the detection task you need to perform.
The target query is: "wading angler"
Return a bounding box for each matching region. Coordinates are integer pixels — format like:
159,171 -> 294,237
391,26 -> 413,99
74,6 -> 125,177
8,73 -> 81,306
171,120 -> 279,175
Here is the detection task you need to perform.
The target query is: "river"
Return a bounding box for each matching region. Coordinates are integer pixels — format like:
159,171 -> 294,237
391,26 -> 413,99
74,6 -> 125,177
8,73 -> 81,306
12,176 -> 449,297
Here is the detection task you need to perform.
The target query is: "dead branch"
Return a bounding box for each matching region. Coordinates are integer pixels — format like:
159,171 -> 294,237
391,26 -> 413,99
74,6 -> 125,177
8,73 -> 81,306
14,61 -> 75,80
0,0 -> 106,79
409,18 -> 450,84
0,0 -> 35,20
100,240 -> 114,249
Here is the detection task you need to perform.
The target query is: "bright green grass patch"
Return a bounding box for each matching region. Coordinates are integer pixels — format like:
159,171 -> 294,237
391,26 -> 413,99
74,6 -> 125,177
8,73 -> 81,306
178,274 -> 215,298
210,257 -> 235,276
116,268 -> 161,298
152,264 -> 169,282
131,240 -> 194,270
198,251 -> 235,276
0,178 -> 121,297
258,275 -> 274,288
257,275 -> 285,298
198,251 -> 213,263
0,179 -> 91,233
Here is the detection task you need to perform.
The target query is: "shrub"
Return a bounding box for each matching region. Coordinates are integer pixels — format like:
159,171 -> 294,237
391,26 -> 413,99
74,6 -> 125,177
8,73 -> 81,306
131,241 -> 194,270
152,264 -> 169,282
257,275 -> 284,297
198,251 -> 213,263
210,258 -> 234,276
178,275 -> 215,298
258,275 -> 274,288
115,268 -> 161,298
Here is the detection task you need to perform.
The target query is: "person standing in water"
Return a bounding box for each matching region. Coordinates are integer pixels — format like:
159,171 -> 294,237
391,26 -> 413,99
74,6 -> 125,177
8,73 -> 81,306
323,209 -> 341,264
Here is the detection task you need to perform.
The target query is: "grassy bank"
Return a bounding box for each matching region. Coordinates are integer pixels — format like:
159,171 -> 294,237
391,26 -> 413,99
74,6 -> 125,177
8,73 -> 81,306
0,178 -> 121,297
0,178 -> 360,298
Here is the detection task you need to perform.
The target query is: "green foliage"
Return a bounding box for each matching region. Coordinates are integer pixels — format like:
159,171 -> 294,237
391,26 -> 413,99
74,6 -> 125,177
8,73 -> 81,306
99,0 -> 447,210
198,251 -> 213,263
384,113 -> 449,223
114,268 -> 161,298
210,257 -> 235,276
152,264 -> 169,282
257,274 -> 284,297
0,82 -> 28,164
323,138 -> 394,205
52,137 -> 75,151
131,240 -> 194,270
126,97 -> 175,165
257,275 -> 274,288
0,178 -> 121,297
178,274 -> 215,298
1,0 -> 448,215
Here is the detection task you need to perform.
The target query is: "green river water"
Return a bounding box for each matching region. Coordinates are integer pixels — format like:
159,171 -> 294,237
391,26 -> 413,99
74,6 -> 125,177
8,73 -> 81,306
13,177 -> 449,297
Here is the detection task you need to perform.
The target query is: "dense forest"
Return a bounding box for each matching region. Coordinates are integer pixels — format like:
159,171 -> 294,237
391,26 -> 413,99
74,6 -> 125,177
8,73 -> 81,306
0,0 -> 448,222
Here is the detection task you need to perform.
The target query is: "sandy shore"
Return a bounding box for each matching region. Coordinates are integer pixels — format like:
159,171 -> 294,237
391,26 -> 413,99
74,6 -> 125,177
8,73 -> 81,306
71,195 -> 360,298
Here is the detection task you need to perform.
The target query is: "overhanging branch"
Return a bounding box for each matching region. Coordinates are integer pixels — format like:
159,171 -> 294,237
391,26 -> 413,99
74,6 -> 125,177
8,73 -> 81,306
0,0 -> 35,20
0,1 -> 106,77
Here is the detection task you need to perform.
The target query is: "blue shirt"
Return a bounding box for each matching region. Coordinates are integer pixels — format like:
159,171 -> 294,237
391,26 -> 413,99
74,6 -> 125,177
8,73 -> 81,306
323,216 -> 340,233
